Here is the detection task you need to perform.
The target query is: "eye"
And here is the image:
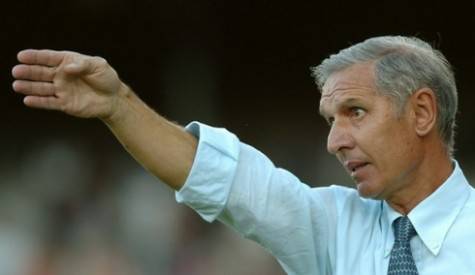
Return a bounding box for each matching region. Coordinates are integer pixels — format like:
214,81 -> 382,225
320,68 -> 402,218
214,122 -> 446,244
350,107 -> 366,119
327,117 -> 335,126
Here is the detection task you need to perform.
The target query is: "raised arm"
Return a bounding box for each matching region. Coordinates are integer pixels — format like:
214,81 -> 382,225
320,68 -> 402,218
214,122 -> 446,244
12,49 -> 197,189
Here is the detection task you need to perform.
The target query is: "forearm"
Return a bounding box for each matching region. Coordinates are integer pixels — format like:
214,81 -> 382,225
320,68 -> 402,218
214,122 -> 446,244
102,85 -> 197,190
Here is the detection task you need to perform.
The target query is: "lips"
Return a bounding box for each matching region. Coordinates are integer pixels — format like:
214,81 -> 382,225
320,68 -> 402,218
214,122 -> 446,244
344,160 -> 369,174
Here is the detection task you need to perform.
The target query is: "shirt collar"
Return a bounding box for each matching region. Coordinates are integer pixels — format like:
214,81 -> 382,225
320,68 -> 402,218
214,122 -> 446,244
381,160 -> 471,256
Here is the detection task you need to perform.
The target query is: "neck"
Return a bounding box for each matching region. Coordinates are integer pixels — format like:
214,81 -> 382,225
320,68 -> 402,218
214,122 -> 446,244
386,144 -> 453,215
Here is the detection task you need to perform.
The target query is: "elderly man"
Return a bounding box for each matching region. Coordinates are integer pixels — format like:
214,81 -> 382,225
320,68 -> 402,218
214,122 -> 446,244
12,36 -> 475,274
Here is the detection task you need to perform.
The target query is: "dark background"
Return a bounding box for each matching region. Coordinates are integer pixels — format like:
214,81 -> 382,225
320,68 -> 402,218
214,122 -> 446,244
2,1 -> 475,182
2,1 -> 475,180
0,1 -> 474,274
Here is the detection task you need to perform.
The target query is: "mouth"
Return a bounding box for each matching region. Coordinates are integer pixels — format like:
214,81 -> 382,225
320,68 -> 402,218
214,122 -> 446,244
344,161 -> 370,176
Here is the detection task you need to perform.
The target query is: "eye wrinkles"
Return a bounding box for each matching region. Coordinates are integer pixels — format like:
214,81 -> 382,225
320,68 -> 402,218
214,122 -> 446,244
325,106 -> 367,127
320,96 -> 368,126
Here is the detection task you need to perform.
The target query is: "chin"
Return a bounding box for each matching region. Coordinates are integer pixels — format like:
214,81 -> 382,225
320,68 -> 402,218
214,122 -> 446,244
355,180 -> 383,200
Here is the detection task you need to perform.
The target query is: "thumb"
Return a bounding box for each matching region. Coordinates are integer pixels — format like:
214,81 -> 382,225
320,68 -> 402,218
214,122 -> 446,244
63,58 -> 93,75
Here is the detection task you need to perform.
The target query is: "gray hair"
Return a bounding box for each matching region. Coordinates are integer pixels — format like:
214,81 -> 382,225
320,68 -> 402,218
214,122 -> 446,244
312,36 -> 458,155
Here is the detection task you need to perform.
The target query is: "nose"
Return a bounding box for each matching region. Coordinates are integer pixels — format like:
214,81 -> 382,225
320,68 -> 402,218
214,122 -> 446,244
327,121 -> 355,154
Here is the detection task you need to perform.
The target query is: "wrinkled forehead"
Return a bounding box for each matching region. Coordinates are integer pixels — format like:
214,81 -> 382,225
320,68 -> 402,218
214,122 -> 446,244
321,62 -> 377,96
318,63 -> 379,114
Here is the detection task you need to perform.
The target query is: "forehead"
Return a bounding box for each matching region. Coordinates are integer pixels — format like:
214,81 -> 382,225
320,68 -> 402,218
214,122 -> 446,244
319,62 -> 378,114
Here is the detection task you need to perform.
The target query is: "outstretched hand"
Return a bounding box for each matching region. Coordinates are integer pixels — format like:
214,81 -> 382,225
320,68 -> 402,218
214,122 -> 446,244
12,49 -> 127,119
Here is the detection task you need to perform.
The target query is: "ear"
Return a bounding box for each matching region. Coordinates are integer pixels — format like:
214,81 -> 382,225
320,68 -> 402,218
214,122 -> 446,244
410,88 -> 437,137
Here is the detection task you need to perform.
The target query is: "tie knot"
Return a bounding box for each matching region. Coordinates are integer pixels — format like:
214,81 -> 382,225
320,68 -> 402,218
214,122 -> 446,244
393,216 -> 417,242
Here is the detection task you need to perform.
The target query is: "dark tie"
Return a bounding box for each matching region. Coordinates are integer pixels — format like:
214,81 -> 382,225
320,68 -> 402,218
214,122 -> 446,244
387,216 -> 419,275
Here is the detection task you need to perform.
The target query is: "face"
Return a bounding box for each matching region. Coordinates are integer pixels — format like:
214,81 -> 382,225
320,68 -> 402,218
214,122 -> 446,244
319,62 -> 423,200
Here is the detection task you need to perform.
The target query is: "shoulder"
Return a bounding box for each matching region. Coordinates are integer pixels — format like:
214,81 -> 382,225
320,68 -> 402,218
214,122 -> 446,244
310,185 -> 381,217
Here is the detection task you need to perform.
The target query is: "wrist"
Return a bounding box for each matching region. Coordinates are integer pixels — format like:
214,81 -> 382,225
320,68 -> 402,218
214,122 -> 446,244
100,82 -> 131,125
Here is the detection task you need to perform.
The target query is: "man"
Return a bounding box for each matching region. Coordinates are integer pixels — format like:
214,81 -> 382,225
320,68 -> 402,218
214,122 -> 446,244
12,36 -> 475,274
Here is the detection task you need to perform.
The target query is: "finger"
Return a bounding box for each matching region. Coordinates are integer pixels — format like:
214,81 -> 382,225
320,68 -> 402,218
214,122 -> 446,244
17,49 -> 65,67
13,80 -> 56,96
23,96 -> 62,111
12,64 -> 55,82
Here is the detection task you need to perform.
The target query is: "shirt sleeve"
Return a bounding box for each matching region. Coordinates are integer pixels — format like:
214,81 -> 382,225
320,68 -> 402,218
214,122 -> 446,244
175,122 -> 333,275
175,121 -> 240,222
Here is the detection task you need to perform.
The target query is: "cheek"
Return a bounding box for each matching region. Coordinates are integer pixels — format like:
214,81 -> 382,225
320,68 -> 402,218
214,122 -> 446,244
377,126 -> 419,178
357,120 -> 414,166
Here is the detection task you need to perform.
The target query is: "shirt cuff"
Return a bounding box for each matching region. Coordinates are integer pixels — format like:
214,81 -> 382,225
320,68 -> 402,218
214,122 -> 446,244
175,121 -> 240,222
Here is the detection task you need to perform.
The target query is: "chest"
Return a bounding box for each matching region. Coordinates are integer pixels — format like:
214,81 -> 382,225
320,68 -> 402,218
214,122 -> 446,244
330,221 -> 475,275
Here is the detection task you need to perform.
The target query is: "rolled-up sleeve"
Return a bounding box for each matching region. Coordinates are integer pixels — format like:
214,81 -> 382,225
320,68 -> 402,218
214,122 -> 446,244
175,121 -> 240,222
175,122 -> 332,275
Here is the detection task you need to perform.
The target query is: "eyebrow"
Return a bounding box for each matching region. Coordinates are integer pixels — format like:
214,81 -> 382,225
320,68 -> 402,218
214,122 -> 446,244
319,97 -> 362,117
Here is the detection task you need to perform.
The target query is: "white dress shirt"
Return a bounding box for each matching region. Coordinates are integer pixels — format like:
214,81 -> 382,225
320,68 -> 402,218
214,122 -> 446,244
176,122 -> 475,275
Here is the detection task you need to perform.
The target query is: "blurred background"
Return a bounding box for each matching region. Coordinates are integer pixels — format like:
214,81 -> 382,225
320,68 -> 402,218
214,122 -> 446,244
1,0 -> 475,274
